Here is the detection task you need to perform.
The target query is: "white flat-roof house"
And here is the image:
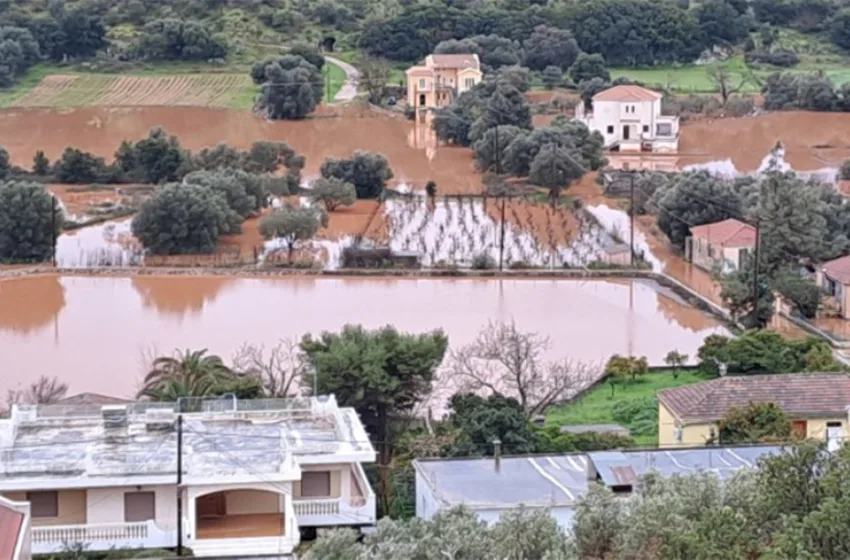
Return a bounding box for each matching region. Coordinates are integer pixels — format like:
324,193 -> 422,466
414,445 -> 780,530
0,396 -> 377,558
575,85 -> 679,153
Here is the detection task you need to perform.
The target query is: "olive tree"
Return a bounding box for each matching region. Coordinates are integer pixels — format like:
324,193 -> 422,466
258,203 -> 328,260
308,177 -> 356,211
320,152 -> 394,199
0,181 -> 63,263
253,55 -> 324,120
306,508 -> 570,560
183,169 -> 263,217
132,183 -> 240,255
0,146 -> 9,180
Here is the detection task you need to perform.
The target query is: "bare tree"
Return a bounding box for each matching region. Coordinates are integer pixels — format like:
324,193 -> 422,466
231,339 -> 307,397
6,375 -> 69,411
707,67 -> 747,106
447,321 -> 601,417
357,57 -> 392,105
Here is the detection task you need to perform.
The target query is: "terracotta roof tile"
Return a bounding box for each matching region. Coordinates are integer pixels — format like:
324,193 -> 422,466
689,218 -> 756,248
822,254 -> 850,285
58,392 -> 131,405
0,503 -> 23,559
658,373 -> 850,423
593,85 -> 663,102
428,54 -> 479,70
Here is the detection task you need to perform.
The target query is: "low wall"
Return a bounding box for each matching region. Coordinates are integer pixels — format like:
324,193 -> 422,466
0,266 -> 737,329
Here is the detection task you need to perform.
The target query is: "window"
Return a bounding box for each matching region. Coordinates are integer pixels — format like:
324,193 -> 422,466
124,491 -> 155,522
791,420 -> 807,439
642,125 -> 649,133
464,78 -> 475,89
606,125 -> 614,134
418,78 -> 425,89
27,491 -> 58,518
301,471 -> 331,497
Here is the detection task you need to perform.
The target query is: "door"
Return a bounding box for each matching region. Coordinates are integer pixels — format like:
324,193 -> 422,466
622,125 -> 630,140
419,94 -> 426,107
827,422 -> 843,452
197,493 -> 226,518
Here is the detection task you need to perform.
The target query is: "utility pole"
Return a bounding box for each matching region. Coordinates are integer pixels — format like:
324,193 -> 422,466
499,196 -> 506,271
51,196 -> 57,267
494,125 -> 501,174
629,172 -> 635,266
751,217 -> 761,326
176,414 -> 184,556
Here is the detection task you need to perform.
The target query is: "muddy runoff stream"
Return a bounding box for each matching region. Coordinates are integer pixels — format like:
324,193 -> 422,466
0,275 -> 728,407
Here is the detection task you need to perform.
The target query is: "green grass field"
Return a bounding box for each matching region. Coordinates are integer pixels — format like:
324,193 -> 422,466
546,370 -> 713,445
323,60 -> 347,101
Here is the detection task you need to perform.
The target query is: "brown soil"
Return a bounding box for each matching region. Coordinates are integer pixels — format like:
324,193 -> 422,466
525,89 -> 579,105
678,111 -> 850,171
484,199 -> 580,248
48,184 -> 122,216
0,105 -> 482,195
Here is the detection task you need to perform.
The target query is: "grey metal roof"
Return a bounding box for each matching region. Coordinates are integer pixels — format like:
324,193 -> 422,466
415,455 -> 590,508
415,445 -> 782,509
588,446 -> 782,487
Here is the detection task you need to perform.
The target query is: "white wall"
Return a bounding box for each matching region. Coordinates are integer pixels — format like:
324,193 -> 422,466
414,470 -> 441,521
589,99 -> 660,146
86,485 -> 177,531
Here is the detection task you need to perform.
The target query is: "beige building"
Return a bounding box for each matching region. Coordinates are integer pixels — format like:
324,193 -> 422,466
817,254 -> 850,319
405,54 -> 483,110
657,373 -> 850,449
686,218 -> 756,273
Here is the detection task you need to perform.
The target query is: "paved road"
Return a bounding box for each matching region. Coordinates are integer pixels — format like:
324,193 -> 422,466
325,55 -> 359,102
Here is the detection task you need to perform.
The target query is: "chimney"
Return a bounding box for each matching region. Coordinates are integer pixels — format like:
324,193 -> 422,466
493,439 -> 502,473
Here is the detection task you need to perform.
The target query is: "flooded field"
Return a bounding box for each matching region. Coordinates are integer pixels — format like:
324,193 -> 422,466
0,105 -> 483,194
0,275 -> 728,401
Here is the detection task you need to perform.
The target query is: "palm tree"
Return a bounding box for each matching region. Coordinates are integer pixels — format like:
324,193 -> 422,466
137,349 -> 233,401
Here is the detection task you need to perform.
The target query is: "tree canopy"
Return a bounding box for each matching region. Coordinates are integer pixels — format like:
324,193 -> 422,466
320,152 -> 394,200
0,181 -> 62,263
253,55 -> 324,120
131,182 -> 240,255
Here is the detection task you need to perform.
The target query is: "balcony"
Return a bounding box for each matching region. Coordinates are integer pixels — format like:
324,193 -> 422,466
31,521 -> 175,555
294,463 -> 376,527
187,499 -> 299,557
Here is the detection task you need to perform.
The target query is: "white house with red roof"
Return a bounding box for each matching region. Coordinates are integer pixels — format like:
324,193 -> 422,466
575,84 -> 679,153
817,255 -> 850,319
686,218 -> 756,273
405,54 -> 483,109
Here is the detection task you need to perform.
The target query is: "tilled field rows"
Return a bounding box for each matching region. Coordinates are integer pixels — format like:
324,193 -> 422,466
13,74 -> 255,108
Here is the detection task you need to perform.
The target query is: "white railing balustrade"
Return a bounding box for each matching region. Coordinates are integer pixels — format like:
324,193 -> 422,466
293,498 -> 340,516
33,522 -> 149,544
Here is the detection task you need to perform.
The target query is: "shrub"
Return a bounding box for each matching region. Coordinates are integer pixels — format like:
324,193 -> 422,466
471,253 -> 497,269
744,49 -> 800,67
611,396 -> 658,437
724,96 -> 755,116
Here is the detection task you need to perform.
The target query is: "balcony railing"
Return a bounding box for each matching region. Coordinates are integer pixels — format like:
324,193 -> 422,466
294,464 -> 377,526
31,521 -> 174,554
294,498 -> 340,516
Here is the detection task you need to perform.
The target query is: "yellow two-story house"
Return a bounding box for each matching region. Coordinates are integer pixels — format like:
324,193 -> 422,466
657,373 -> 850,449
405,54 -> 483,110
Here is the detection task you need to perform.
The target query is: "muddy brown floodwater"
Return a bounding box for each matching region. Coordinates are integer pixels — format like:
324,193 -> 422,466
0,275 -> 728,403
0,105 -> 484,193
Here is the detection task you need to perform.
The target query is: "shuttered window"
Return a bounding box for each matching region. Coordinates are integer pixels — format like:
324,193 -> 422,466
301,472 -> 331,497
124,491 -> 155,522
27,491 -> 58,518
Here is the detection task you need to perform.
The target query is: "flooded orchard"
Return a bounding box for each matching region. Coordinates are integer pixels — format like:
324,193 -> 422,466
0,275 -> 728,400
0,105 -> 483,194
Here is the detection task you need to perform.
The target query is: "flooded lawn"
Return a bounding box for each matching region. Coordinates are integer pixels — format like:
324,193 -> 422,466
0,275 -> 728,401
0,105 -> 483,194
